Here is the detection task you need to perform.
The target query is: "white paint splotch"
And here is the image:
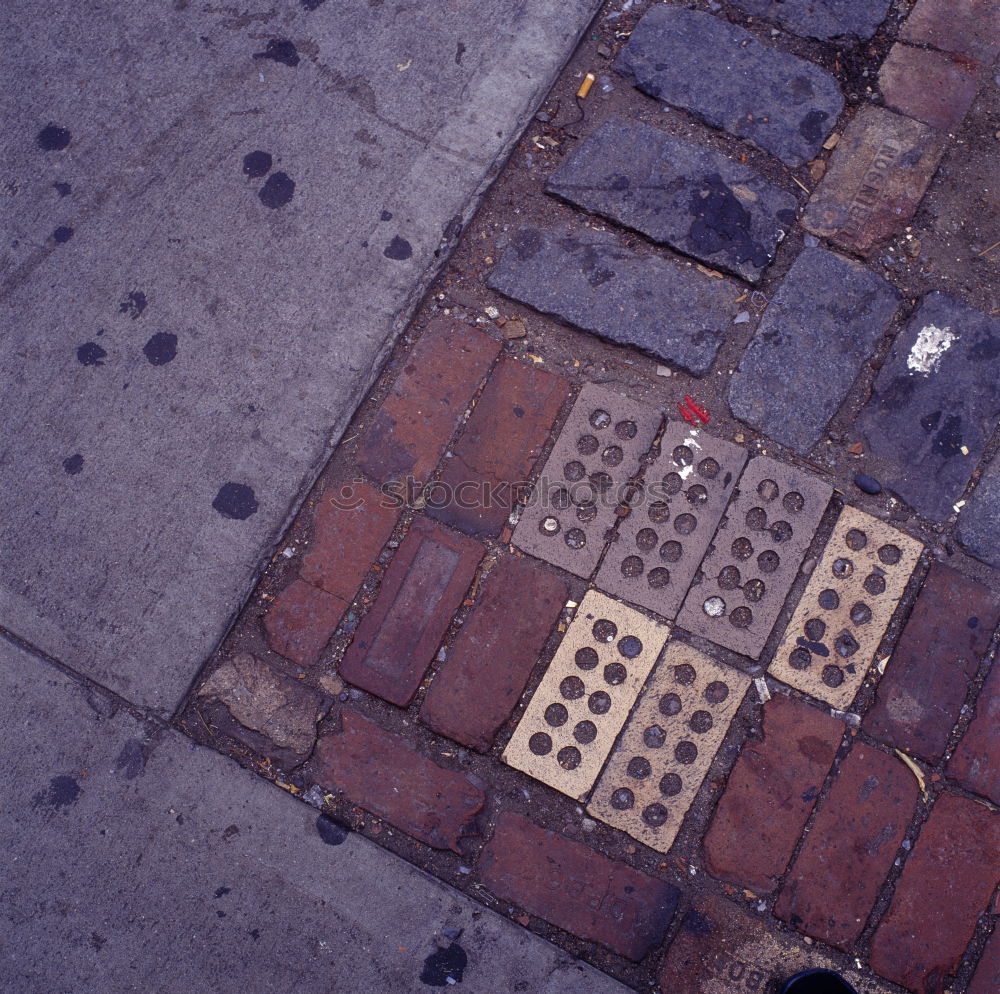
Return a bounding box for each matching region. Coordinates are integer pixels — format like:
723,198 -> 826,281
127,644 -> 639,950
907,324 -> 957,375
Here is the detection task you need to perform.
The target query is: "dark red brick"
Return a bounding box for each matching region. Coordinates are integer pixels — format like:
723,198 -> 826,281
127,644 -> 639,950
420,555 -> 567,751
902,0 -> 1000,66
339,517 -> 483,706
870,793 -> 1000,993
879,44 -> 981,132
301,480 -> 399,602
775,744 -> 918,950
478,811 -> 679,960
703,694 -> 843,895
968,924 -> 1000,994
310,709 -> 485,852
356,318 -> 501,485
427,358 -> 569,536
948,658 -> 1000,805
864,564 -> 1000,764
265,579 -> 347,667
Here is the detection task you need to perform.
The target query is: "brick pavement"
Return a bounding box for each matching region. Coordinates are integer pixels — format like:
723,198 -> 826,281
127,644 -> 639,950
177,2 -> 1000,991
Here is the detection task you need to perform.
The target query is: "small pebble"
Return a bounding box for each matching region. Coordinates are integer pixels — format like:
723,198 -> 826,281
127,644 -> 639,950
854,473 -> 882,495
597,44 -> 612,58
734,311 -> 751,324
535,111 -> 550,123
581,817 -> 596,832
804,234 -> 819,248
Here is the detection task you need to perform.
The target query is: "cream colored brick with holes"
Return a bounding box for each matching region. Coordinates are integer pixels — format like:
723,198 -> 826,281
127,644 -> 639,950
769,506 -> 921,709
503,590 -> 669,800
588,642 -> 749,852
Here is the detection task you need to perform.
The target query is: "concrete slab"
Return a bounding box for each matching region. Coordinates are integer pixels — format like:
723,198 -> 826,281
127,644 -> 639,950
0,635 -> 632,994
0,0 -> 602,713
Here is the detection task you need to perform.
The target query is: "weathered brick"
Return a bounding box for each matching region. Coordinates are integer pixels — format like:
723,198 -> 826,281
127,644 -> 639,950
967,924 -> 1000,994
420,555 -> 568,751
428,358 -> 569,537
310,709 -> 485,852
864,564 -> 1000,763
339,517 -> 483,706
703,694 -> 843,894
901,0 -> 1000,67
948,657 -> 1000,805
265,578 -> 347,667
879,44 -> 981,132
478,811 -> 679,960
775,744 -> 918,950
356,318 -> 501,485
870,793 -> 1000,993
301,480 -> 399,602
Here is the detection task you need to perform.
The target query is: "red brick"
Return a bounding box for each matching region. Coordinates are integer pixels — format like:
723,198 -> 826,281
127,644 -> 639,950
420,555 -> 567,751
703,694 -> 843,895
879,44 -> 981,132
427,358 -> 569,536
265,579 -> 347,667
356,318 -> 501,484
870,793 -> 1000,993
478,811 -> 679,960
948,658 -> 1000,805
339,517 -> 483,706
968,924 -> 1000,994
902,0 -> 1000,66
310,709 -> 485,852
775,744 -> 918,950
300,480 -> 399,602
864,564 -> 1000,764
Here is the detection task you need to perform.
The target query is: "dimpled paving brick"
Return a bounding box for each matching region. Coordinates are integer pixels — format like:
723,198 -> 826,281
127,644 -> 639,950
769,507 -> 922,710
588,642 -> 749,853
503,590 -> 670,800
597,424 -> 746,619
513,384 -> 662,579
678,456 -> 832,658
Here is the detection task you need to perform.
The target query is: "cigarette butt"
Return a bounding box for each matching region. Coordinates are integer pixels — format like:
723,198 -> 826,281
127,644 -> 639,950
576,73 -> 596,99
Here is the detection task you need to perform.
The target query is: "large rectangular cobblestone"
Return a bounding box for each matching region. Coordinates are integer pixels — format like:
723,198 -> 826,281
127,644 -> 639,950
727,0 -> 893,41
614,6 -> 843,166
546,117 -> 797,284
728,247 -> 900,455
879,43 -> 981,133
959,450 -> 1000,569
948,657 -> 1000,806
488,227 -> 734,376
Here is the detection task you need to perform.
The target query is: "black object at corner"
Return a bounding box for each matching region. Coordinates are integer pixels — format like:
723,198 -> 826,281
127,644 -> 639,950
781,969 -> 859,994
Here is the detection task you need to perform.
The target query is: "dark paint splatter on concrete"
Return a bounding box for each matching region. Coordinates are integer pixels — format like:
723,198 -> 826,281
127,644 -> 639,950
63,453 -> 85,475
119,291 -> 147,319
77,342 -> 107,366
53,225 -> 74,243
420,943 -> 467,986
242,150 -> 272,178
143,332 -> 178,366
380,209 -> 393,221
37,124 -> 71,151
799,109 -> 829,144
316,814 -> 351,845
688,174 -> 768,267
115,740 -> 147,779
53,182 -> 72,197
455,41 -> 466,65
254,39 -> 300,67
300,0 -> 326,8
31,775 -> 81,810
213,483 -> 259,520
215,886 -> 231,898
384,235 -> 412,260
259,172 -> 295,208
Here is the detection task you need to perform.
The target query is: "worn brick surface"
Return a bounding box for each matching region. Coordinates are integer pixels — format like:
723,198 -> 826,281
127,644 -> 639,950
678,455 -> 831,658
420,555 -> 568,752
901,0 -> 1000,65
803,105 -> 945,258
959,450 -> 1000,569
265,578 -> 348,667
870,793 -> 1000,993
703,694 -> 843,894
339,517 -> 483,706
310,709 -> 485,852
879,44 -> 981,132
479,811 -> 679,960
356,318 -> 501,484
864,564 -> 1000,763
615,6 -> 842,166
428,357 -> 569,537
967,924 -> 1000,994
301,480 -> 400,602
775,744 -> 918,950
546,117 -> 797,283
949,657 -> 1000,805
728,0 -> 892,41
728,248 -> 900,455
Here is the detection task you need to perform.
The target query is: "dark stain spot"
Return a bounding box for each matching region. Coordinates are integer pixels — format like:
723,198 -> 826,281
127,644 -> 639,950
798,735 -> 833,763
242,150 -> 272,178
683,909 -> 713,937
300,0 -> 326,8
32,775 -> 81,810
420,943 -> 467,987
259,171 -> 295,208
248,928 -> 261,940
53,182 -> 72,197
801,785 -> 818,803
799,109 -> 828,145
90,933 -> 106,951
53,225 -> 74,243
513,406 -> 525,418
115,739 -> 146,779
213,482 -> 259,520
931,414 -> 963,458
223,824 -> 240,840
512,228 -> 543,261
455,41 -> 466,64
384,235 -> 413,260
968,616 -> 980,629
796,635 -> 829,657
119,291 -> 147,319
920,410 -> 941,434
143,332 -> 178,366
37,123 -> 71,151
316,813 -> 351,845
77,342 -> 107,366
63,453 -> 84,475
609,173 -> 630,191
688,174 -> 768,268
380,209 -> 393,221
215,886 -> 231,898
254,38 -> 300,67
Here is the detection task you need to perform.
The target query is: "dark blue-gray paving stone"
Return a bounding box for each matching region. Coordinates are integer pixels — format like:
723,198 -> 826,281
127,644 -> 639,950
727,0 -> 893,42
614,7 -> 843,167
858,292 -> 1000,522
958,453 -> 1000,570
728,247 -> 900,454
545,117 -> 798,284
487,227 -> 735,376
